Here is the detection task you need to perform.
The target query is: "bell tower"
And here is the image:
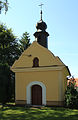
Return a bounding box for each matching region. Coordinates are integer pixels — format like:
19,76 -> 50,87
34,5 -> 49,48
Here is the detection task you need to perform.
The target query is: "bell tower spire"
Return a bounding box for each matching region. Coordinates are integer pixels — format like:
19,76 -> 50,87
40,10 -> 42,20
34,5 -> 49,48
39,3 -> 44,20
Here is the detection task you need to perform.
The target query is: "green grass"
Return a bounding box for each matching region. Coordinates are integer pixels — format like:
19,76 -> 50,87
0,104 -> 78,120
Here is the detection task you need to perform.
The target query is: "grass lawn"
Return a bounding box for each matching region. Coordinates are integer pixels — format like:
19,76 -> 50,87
0,104 -> 78,120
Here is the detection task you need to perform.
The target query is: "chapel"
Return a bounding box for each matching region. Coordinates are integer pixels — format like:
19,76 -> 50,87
11,9 -> 70,106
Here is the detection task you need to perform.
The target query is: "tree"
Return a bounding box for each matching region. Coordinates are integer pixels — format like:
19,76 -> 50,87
19,32 -> 31,52
0,24 -> 21,103
0,63 -> 12,106
0,24 -> 21,66
64,76 -> 78,108
0,0 -> 8,14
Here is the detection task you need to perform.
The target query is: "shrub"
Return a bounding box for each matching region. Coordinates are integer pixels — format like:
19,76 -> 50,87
64,76 -> 78,108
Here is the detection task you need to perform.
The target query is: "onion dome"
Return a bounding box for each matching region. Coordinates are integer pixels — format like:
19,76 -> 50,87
36,20 -> 47,30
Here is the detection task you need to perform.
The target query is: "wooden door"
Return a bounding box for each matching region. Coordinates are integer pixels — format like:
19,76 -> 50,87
31,85 -> 42,105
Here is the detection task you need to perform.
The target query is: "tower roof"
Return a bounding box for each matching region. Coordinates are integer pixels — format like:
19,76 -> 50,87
36,20 -> 47,31
34,5 -> 49,48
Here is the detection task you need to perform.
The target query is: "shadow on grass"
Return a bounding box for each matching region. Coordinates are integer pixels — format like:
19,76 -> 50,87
0,105 -> 78,120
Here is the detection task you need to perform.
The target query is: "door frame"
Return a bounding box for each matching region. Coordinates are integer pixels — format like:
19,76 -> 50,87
26,81 -> 46,105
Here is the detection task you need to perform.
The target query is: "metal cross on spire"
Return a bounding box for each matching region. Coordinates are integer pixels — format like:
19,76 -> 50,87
39,3 -> 44,10
39,3 -> 44,20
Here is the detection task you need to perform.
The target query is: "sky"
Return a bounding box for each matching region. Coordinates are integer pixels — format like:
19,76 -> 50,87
0,0 -> 78,78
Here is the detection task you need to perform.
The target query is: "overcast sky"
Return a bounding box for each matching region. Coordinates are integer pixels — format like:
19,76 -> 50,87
0,0 -> 78,78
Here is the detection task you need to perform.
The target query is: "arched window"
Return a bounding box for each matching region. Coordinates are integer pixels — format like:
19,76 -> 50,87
33,57 -> 39,67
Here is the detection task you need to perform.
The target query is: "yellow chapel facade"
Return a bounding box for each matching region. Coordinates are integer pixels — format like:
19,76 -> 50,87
11,10 -> 70,106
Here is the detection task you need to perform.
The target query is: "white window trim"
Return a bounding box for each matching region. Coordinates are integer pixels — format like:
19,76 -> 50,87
26,81 -> 46,105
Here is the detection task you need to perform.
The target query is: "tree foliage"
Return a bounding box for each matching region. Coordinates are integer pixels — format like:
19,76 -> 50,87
0,0 -> 8,14
19,32 -> 31,52
0,24 -> 21,104
0,63 -> 12,105
0,24 -> 21,66
65,77 -> 78,108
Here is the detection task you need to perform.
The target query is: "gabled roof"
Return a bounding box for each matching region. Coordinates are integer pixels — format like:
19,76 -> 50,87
11,41 -> 65,70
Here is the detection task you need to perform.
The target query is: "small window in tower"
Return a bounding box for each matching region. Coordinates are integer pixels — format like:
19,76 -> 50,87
33,57 -> 39,67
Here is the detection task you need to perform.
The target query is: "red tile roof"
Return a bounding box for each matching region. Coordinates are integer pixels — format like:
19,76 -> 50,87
75,78 -> 78,87
67,78 -> 78,87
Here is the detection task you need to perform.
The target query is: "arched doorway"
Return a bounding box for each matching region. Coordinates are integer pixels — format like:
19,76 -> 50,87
26,81 -> 46,105
31,85 -> 42,105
